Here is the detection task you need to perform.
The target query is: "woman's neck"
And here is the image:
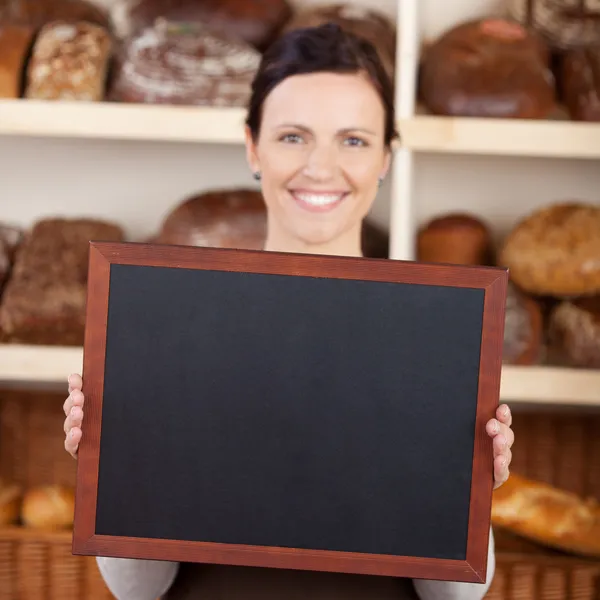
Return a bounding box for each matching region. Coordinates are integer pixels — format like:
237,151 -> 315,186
263,222 -> 364,258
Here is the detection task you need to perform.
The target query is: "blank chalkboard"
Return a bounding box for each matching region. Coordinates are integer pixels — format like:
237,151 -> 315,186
72,242 -> 507,584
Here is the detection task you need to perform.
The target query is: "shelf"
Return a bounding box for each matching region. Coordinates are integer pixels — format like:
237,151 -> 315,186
0,99 -> 247,144
398,115 -> 600,159
1,344 -> 599,406
3,100 -> 600,160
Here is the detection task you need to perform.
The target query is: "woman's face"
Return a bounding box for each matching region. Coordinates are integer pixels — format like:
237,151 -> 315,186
245,71 -> 391,249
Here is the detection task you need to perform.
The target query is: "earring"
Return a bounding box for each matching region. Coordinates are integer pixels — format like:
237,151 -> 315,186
378,176 -> 383,188
253,171 -> 261,181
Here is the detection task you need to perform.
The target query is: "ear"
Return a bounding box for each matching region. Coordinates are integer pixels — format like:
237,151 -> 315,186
244,125 -> 260,174
380,148 -> 392,181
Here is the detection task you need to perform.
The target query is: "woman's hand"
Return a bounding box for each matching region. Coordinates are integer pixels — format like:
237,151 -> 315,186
64,373 -> 84,459
486,403 -> 514,489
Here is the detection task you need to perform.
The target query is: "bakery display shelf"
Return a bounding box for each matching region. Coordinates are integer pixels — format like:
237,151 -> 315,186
1,343 -> 599,405
0,98 -> 247,144
398,114 -> 600,159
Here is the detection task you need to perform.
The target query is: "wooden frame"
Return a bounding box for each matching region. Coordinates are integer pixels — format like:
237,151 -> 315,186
72,241 -> 508,584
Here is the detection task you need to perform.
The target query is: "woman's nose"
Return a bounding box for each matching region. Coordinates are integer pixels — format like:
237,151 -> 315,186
304,145 -> 337,181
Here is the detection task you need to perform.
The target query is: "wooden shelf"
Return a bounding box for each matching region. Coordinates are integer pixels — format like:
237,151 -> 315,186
398,115 -> 600,159
1,344 -> 599,406
3,100 -> 600,160
0,99 -> 247,144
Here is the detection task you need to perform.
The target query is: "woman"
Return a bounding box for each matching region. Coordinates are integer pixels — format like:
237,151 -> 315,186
63,23 -> 514,600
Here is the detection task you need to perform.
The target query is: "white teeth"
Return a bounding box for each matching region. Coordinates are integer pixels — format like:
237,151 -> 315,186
295,193 -> 344,206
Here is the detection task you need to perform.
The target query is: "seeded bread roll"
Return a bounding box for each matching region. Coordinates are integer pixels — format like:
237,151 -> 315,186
549,296 -> 600,368
108,20 -> 260,106
498,202 -> 600,298
25,20 -> 112,101
0,25 -> 34,98
420,18 -> 555,118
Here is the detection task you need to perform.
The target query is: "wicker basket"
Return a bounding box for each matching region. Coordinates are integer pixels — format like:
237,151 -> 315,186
0,389 -> 114,600
1,390 -> 599,600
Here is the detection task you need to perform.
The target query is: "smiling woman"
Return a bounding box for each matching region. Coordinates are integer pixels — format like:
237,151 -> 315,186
62,22 -> 515,600
244,22 -> 397,256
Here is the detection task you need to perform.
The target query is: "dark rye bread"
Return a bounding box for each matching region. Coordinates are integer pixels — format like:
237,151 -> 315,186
0,218 -> 124,346
420,18 -> 556,118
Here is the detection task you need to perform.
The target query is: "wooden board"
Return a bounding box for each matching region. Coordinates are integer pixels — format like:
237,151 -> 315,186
72,242 -> 508,584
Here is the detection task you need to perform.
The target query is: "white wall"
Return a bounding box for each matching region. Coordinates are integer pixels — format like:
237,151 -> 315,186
2,0 -> 599,246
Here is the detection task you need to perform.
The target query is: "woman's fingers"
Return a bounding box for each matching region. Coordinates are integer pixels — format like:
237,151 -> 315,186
493,452 -> 510,488
496,403 -> 512,428
63,388 -> 85,418
67,373 -> 83,394
64,374 -> 85,459
65,426 -> 82,459
486,417 -> 514,448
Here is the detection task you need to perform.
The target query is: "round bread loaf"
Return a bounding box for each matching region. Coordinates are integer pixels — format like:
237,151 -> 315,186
549,296 -> 600,368
21,484 -> 75,529
498,202 -> 600,297
3,0 -> 110,29
0,479 -> 22,526
503,282 -> 543,365
110,0 -> 292,49
157,189 -> 267,250
416,212 -> 493,265
108,20 -> 261,106
420,18 -> 555,118
507,0 -> 600,50
282,4 -> 396,82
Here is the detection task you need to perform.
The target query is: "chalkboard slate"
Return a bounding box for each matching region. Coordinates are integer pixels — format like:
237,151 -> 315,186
73,242 -> 508,584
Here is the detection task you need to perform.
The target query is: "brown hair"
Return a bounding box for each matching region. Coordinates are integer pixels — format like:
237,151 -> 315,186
245,22 -> 399,147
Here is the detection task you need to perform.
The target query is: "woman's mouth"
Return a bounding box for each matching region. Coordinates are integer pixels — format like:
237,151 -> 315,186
290,191 -> 348,213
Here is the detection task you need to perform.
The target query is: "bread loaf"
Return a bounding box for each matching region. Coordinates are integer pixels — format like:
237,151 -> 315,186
561,46 -> 600,121
416,213 -> 493,265
0,479 -> 22,526
111,0 -> 292,49
0,25 -> 34,98
420,18 -> 555,118
498,202 -> 600,297
492,472 -> 600,558
507,0 -> 600,50
108,20 -> 260,106
0,217 -> 124,346
503,282 -> 543,365
2,0 -> 110,29
157,189 -> 266,250
25,20 -> 112,101
549,296 -> 600,368
21,484 -> 75,529
282,4 -> 396,82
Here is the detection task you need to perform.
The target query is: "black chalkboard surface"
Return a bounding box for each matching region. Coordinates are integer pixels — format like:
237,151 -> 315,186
72,241 -> 507,584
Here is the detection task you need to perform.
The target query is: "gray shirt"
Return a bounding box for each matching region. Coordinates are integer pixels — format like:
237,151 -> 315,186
96,527 -> 496,599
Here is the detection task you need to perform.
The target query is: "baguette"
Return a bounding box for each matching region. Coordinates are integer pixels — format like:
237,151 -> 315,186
491,472 -> 600,558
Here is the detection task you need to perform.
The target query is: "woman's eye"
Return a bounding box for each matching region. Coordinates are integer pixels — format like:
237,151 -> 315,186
345,137 -> 367,147
280,133 -> 303,143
